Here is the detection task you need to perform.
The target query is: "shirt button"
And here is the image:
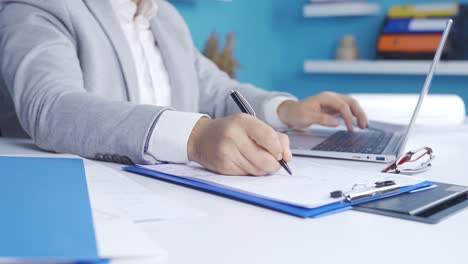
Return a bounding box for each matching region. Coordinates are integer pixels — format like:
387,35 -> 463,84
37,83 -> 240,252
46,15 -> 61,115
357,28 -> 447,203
103,154 -> 113,162
121,156 -> 133,165
112,155 -> 122,164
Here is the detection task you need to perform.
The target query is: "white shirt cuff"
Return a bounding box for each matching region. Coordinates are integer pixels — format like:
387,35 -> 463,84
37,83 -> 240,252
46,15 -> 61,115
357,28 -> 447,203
147,111 -> 206,163
263,96 -> 297,130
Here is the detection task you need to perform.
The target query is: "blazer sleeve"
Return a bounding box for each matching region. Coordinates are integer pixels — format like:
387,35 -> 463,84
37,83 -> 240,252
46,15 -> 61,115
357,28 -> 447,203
194,50 -> 296,122
0,3 -> 166,164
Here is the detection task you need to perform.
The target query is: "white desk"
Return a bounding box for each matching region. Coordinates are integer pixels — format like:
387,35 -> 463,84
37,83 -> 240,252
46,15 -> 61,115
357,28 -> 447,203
1,123 -> 468,264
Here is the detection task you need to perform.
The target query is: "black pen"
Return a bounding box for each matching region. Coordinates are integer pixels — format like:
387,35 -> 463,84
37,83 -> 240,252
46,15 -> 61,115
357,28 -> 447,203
230,90 -> 293,176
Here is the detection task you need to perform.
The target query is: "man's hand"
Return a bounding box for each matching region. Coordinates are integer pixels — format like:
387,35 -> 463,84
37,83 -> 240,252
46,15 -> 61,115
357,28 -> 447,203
277,92 -> 368,131
187,114 -> 292,176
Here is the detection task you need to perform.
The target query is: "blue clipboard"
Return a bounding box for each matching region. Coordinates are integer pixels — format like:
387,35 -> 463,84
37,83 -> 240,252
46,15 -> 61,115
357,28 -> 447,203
124,165 -> 432,218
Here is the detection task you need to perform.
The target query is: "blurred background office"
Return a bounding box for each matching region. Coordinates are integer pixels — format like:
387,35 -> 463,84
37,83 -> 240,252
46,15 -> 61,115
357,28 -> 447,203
171,0 -> 468,116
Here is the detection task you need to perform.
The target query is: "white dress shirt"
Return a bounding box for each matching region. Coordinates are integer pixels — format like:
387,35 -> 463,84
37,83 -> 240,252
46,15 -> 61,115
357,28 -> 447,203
111,0 -> 293,164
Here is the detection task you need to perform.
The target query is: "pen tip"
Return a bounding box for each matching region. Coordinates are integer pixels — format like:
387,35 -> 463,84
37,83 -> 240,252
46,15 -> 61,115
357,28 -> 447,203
279,159 -> 293,176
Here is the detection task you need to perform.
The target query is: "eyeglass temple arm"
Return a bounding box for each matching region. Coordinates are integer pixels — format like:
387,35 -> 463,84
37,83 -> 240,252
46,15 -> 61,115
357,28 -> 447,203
382,161 -> 398,173
382,147 -> 433,173
411,147 -> 433,161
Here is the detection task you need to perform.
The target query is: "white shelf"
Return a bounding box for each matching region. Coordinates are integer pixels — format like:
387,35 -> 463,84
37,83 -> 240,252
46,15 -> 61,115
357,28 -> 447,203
303,2 -> 380,17
304,60 -> 468,76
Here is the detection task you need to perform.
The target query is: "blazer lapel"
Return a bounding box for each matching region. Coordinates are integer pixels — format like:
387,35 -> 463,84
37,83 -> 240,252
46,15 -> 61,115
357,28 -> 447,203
83,0 -> 140,103
149,13 -> 198,112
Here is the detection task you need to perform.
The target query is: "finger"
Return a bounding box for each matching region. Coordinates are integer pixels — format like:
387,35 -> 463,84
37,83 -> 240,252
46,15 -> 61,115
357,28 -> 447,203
308,112 -> 340,128
339,95 -> 368,129
219,161 -> 249,176
236,154 -> 271,176
237,136 -> 281,174
233,147 -> 270,176
244,118 -> 283,160
277,132 -> 293,162
318,93 -> 355,131
203,158 -> 249,175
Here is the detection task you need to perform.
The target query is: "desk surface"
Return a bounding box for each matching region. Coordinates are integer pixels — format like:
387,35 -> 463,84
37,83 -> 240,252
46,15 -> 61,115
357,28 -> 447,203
1,124 -> 468,264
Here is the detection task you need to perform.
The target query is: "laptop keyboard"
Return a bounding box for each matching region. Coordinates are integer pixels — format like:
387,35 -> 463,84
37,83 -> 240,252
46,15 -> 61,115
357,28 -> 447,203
312,130 -> 393,154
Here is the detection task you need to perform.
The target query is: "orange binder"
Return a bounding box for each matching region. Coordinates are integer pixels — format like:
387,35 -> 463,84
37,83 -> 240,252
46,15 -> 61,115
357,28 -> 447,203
377,34 -> 442,52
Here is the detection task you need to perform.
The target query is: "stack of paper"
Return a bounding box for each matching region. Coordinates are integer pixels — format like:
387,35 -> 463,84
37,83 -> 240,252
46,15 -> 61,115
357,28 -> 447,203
91,193 -> 167,264
84,160 -> 204,223
0,156 -> 167,264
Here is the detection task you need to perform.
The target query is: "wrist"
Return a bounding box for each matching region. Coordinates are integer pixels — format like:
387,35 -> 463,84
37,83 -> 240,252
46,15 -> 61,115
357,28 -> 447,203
277,100 -> 297,128
187,117 -> 211,162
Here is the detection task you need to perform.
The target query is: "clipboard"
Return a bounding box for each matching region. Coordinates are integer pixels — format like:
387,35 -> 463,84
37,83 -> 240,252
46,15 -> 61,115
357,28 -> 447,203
124,165 -> 432,218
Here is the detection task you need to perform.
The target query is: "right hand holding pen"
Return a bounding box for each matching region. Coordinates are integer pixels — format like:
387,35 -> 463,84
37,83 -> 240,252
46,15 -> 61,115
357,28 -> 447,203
187,113 -> 292,176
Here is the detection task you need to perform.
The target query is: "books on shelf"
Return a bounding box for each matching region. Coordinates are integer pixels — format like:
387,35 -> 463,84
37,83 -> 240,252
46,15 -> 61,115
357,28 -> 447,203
377,3 -> 460,60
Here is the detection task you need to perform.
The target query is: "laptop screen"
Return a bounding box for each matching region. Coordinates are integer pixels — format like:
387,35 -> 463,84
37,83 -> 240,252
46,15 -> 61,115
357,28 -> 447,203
398,19 -> 453,156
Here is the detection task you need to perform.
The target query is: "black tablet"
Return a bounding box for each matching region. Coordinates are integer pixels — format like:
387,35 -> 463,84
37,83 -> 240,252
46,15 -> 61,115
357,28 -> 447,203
354,181 -> 468,224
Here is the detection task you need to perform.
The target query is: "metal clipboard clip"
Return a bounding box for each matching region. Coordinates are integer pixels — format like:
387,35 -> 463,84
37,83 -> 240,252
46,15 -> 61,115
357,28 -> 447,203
330,181 -> 401,203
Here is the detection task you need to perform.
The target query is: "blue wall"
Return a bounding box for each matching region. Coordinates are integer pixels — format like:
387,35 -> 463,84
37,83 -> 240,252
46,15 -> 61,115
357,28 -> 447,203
174,0 -> 468,107
174,0 -> 275,89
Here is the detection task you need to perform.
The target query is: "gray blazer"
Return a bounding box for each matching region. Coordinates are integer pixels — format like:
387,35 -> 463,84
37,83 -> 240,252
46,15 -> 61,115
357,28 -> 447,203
0,0 -> 291,164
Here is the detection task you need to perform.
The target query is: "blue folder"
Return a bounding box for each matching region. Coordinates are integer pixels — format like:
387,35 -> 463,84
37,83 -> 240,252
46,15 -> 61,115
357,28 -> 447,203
124,165 -> 432,218
0,157 -> 107,263
384,18 -> 446,34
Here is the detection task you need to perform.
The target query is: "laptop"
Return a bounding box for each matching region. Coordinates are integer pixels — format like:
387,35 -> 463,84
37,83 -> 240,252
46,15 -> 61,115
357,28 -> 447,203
288,19 -> 453,163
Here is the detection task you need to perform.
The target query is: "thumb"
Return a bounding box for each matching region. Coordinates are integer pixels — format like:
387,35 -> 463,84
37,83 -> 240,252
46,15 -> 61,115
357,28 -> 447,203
310,112 -> 340,127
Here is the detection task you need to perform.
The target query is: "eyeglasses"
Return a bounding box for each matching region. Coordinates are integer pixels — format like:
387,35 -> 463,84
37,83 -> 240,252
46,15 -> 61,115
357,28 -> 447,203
382,147 -> 435,175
